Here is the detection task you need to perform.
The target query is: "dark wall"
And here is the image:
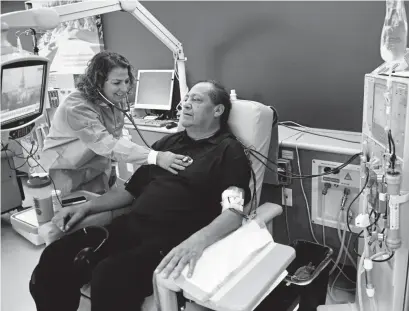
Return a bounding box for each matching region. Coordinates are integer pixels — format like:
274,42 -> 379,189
3,1 -> 408,131
1,1 -> 24,13
101,1 -> 407,132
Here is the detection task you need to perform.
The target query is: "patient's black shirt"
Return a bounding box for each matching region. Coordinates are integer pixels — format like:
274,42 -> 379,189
124,129 -> 251,241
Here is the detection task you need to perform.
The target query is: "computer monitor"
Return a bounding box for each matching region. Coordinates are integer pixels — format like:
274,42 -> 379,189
1,55 -> 50,132
133,70 -> 180,115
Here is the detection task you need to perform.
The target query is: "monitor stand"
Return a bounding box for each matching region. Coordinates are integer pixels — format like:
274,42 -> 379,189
151,109 -> 177,120
10,207 -> 45,245
1,150 -> 24,213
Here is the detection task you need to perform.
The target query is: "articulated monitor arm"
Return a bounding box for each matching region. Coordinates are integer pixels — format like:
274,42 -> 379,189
1,0 -> 188,97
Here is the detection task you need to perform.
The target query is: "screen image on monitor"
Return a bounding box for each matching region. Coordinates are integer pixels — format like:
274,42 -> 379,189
133,70 -> 175,110
1,58 -> 49,130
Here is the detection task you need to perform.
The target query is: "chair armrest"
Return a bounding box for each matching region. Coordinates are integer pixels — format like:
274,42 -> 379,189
38,190 -> 132,245
254,202 -> 283,225
155,202 -> 283,290
156,242 -> 295,311
155,202 -> 287,311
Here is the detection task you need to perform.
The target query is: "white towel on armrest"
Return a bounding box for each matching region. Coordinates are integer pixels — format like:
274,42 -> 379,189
174,220 -> 274,302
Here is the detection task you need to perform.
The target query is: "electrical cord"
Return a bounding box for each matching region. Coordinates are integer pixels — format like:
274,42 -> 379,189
352,211 -> 394,263
371,251 -> 395,262
353,235 -> 393,261
282,186 -> 291,244
329,258 -> 356,284
279,123 -> 361,144
248,160 -> 258,217
279,121 -> 362,138
346,172 -> 369,233
330,210 -> 347,276
11,138 -> 64,208
1,140 -> 39,171
329,235 -> 355,304
230,137 -> 259,218
295,145 -> 319,244
1,143 -> 8,151
336,210 -> 358,270
322,195 -> 326,246
249,147 -> 361,180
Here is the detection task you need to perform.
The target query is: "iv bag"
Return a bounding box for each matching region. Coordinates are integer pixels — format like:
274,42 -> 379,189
380,0 -> 408,63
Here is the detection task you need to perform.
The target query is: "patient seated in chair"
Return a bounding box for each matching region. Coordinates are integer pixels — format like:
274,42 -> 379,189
29,80 -> 252,311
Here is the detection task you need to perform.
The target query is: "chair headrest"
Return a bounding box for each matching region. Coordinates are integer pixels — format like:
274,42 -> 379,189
228,100 -> 275,208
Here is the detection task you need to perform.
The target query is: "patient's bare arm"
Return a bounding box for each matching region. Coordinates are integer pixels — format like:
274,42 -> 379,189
52,187 -> 134,231
84,187 -> 134,215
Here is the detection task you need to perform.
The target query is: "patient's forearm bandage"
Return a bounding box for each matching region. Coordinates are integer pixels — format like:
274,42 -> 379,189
221,187 -> 244,213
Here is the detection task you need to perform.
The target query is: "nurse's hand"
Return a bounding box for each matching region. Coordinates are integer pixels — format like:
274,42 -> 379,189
51,205 -> 89,232
157,151 -> 193,174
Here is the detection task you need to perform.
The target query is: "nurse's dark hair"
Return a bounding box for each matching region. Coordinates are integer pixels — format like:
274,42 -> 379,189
196,80 -> 232,130
76,50 -> 135,103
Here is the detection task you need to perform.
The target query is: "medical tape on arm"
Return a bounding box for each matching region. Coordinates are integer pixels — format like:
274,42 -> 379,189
221,187 -> 244,213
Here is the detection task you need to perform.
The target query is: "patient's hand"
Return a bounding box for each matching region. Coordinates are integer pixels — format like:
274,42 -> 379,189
155,233 -> 208,279
51,204 -> 89,232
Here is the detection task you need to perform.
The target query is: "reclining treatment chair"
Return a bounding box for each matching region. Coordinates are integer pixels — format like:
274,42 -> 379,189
38,98 -> 296,311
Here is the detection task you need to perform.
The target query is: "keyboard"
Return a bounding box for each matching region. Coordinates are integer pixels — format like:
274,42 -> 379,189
128,118 -> 174,128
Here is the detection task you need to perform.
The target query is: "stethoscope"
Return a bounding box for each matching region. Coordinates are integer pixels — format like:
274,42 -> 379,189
98,90 -> 131,113
97,90 -> 151,148
98,91 -> 192,164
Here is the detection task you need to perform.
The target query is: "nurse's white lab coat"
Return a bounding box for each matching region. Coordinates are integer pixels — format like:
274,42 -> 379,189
40,91 -> 150,195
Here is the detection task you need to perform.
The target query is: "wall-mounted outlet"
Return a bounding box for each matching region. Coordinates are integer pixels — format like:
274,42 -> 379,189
282,188 -> 293,207
278,158 -> 292,186
311,159 -> 361,233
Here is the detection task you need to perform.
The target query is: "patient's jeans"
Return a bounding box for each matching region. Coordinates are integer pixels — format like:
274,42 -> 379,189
29,215 -> 178,311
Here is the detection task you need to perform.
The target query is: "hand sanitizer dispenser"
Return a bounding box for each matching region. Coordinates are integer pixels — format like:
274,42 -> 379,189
230,89 -> 238,101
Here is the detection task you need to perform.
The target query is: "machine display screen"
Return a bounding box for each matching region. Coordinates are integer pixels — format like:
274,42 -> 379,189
373,83 -> 387,129
1,64 -> 44,125
133,70 -> 175,110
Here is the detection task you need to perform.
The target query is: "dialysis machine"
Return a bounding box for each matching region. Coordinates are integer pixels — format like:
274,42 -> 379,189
317,65 -> 409,311
355,71 -> 409,311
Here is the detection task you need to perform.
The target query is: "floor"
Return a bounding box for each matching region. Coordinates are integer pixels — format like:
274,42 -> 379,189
1,219 -> 92,311
1,178 -> 354,311
1,176 -> 91,311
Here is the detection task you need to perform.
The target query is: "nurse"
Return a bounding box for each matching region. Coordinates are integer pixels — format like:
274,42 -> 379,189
40,51 -> 191,195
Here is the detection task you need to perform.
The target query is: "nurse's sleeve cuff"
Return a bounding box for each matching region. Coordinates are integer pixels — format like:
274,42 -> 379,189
147,150 -> 158,165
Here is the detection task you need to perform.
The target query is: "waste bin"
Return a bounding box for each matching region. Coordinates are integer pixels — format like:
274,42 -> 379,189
256,240 -> 333,311
285,240 -> 333,311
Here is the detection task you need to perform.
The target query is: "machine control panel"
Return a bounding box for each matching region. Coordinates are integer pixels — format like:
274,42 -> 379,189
8,123 -> 35,140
